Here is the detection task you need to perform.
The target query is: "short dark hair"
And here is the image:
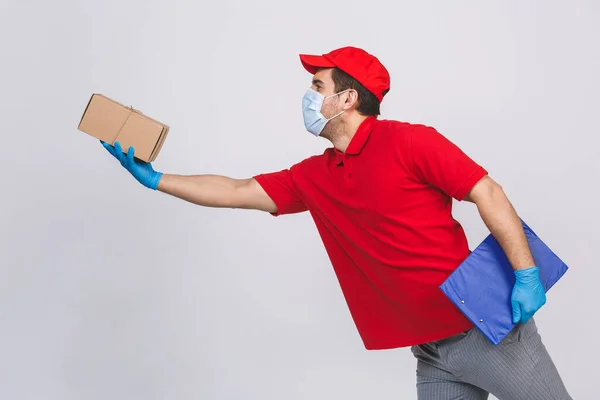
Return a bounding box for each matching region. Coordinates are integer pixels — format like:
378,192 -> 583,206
330,67 -> 388,116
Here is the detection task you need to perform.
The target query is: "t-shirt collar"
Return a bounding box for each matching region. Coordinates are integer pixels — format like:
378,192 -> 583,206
335,115 -> 377,156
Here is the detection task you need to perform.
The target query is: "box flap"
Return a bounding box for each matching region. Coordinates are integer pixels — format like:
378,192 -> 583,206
149,125 -> 170,162
78,94 -> 131,143
115,112 -> 164,162
77,94 -> 95,129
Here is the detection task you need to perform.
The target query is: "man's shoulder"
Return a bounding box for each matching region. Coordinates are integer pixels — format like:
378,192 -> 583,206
373,118 -> 424,145
289,149 -> 331,170
375,118 -> 443,144
375,118 -> 434,133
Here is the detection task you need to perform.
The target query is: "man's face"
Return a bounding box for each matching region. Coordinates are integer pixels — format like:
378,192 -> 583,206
310,68 -> 347,137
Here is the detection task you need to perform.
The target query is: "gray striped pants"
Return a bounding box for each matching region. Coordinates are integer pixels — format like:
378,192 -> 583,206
410,318 -> 571,399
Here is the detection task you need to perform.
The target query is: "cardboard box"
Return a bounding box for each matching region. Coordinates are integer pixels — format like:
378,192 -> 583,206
78,94 -> 170,162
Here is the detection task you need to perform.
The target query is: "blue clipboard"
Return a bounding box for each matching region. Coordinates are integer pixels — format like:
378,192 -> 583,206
439,219 -> 569,345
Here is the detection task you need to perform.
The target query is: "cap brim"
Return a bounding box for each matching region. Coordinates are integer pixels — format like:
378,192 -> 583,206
299,54 -> 336,74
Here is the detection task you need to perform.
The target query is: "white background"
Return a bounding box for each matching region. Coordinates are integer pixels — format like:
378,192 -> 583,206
1,1 -> 598,399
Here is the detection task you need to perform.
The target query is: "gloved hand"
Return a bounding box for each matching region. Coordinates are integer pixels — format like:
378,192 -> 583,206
511,266 -> 546,324
101,141 -> 163,190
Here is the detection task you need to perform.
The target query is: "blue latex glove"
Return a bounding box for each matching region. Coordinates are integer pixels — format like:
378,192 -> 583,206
511,266 -> 547,324
101,141 -> 163,190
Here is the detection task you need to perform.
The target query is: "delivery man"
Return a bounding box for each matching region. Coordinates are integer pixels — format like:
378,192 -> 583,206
100,46 -> 571,399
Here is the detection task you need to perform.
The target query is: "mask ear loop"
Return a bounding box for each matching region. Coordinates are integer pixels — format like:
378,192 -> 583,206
326,109 -> 346,121
323,88 -> 352,121
324,88 -> 353,100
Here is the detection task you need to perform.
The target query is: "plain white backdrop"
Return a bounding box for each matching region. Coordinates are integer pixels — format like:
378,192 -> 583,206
1,0 -> 598,399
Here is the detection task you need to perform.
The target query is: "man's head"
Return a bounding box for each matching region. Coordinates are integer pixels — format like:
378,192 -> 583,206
299,46 -> 390,139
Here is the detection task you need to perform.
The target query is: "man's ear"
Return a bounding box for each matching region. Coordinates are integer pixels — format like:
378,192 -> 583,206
344,89 -> 359,110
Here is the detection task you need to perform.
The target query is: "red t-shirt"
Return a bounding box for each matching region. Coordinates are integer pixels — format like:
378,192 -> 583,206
253,116 -> 488,349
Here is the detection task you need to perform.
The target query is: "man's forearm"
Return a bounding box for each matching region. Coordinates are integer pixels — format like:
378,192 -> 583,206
157,173 -> 246,208
473,183 -> 534,271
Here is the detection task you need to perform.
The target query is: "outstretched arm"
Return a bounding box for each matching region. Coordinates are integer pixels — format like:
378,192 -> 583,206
101,141 -> 277,213
157,173 -> 277,213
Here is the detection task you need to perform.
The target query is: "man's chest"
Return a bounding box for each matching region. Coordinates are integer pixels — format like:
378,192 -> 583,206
298,152 -> 430,215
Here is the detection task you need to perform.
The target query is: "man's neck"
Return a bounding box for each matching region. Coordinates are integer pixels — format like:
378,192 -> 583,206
330,114 -> 369,153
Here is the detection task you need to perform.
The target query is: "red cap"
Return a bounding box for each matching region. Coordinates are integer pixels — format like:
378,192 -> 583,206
299,46 -> 391,102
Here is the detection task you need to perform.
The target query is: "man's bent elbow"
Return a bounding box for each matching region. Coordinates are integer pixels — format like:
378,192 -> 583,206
464,175 -> 504,204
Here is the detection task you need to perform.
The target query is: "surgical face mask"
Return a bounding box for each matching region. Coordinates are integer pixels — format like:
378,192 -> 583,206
302,88 -> 350,136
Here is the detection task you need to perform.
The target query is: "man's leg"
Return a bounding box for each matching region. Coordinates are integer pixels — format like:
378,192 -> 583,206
449,318 -> 571,400
411,342 -> 489,400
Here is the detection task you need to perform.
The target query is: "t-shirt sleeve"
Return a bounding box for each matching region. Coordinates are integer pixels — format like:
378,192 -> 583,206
408,125 -> 488,201
253,168 -> 308,216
